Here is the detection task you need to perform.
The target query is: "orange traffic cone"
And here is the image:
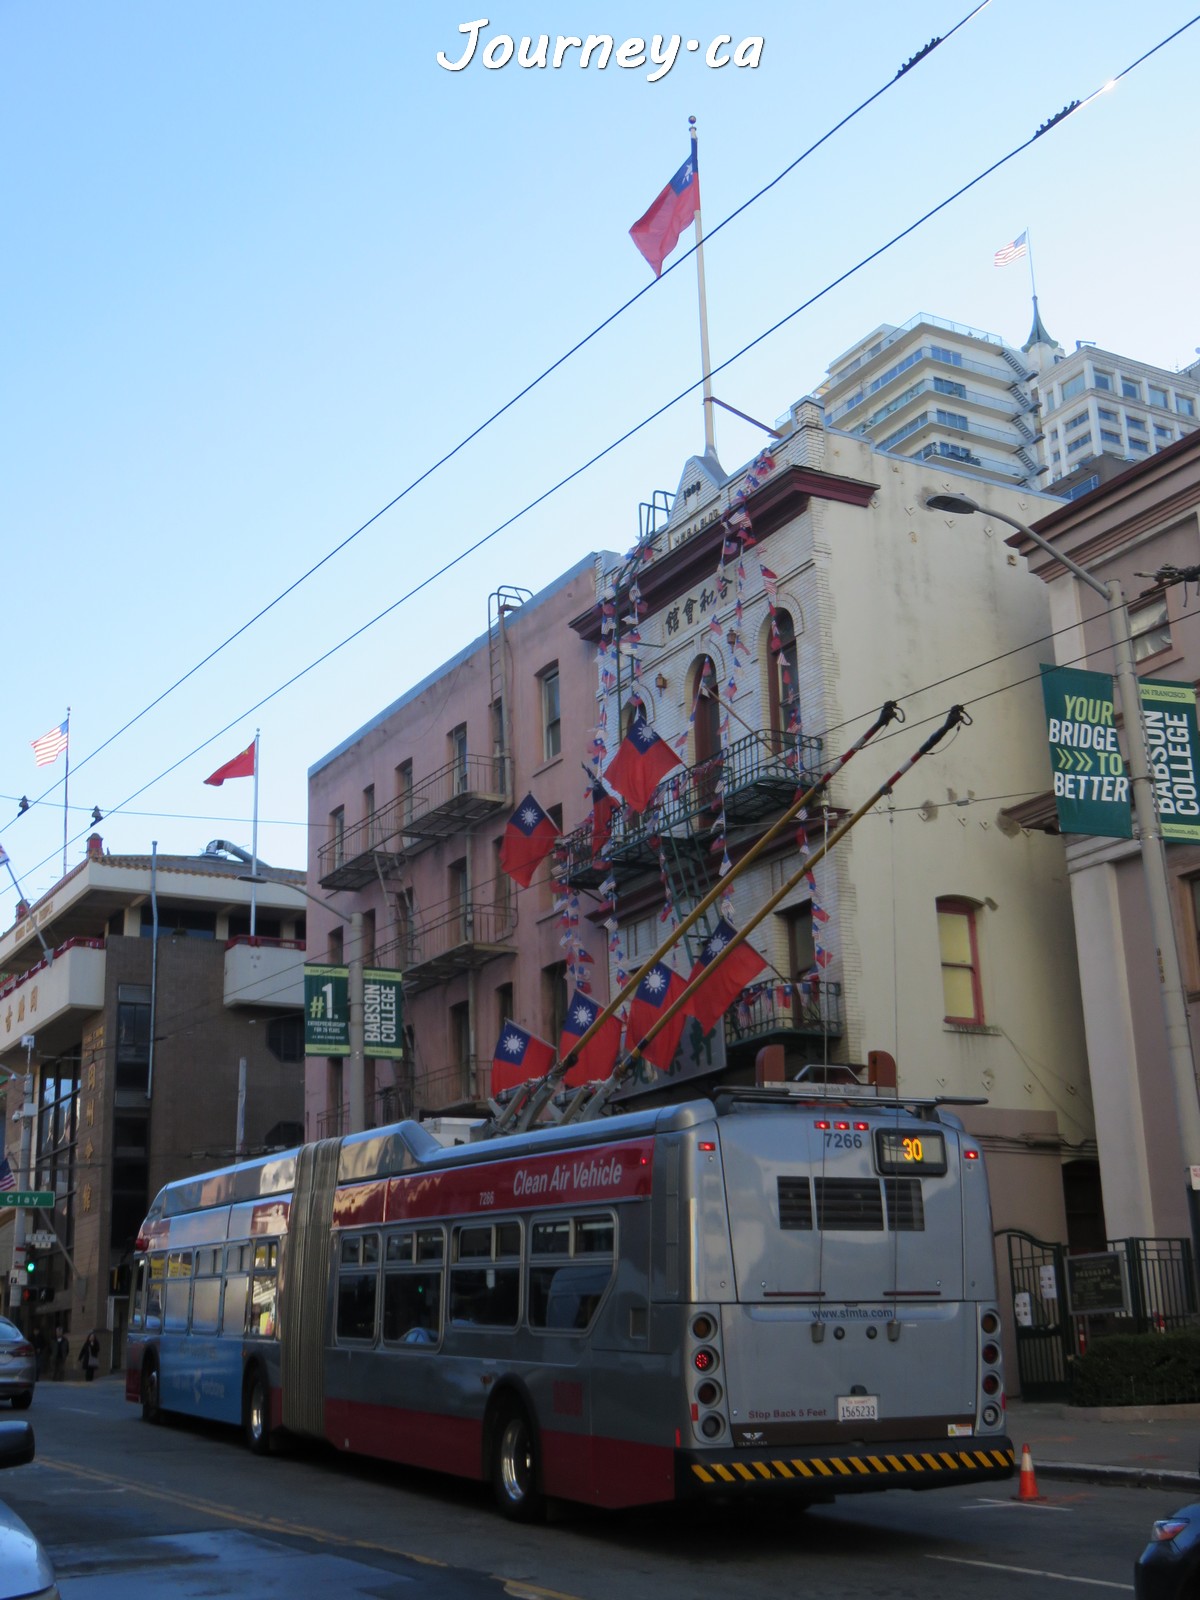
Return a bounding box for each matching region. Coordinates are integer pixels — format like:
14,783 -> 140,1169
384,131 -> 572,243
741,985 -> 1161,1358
1016,1442 -> 1044,1502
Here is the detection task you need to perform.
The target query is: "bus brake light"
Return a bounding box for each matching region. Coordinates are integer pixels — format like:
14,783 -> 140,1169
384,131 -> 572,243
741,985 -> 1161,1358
964,1149 -> 980,1160
814,1121 -> 830,1130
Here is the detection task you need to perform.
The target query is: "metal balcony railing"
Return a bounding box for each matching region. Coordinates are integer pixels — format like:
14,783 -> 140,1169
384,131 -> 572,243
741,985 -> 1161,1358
378,890 -> 515,995
724,979 -> 844,1045
318,753 -> 510,889
558,729 -> 823,889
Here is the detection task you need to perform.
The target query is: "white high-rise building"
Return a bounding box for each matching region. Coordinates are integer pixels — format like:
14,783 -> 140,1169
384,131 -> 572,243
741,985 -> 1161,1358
819,304 -> 1199,495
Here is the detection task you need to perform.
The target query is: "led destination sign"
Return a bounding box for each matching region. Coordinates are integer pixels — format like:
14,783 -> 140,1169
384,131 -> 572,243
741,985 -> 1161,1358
874,1129 -> 947,1176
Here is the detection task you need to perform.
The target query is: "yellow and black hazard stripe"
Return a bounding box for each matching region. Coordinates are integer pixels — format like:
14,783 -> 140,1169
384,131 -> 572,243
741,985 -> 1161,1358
683,1440 -> 1015,1493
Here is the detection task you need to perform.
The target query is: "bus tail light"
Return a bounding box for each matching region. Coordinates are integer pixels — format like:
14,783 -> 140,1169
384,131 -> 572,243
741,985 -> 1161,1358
700,1414 -> 724,1439
982,1343 -> 1000,1366
691,1313 -> 716,1340
981,1373 -> 1001,1396
980,1310 -> 1001,1336
693,1347 -> 719,1374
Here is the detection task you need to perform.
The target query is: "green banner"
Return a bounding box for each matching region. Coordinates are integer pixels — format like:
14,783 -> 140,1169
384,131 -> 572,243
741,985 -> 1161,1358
1040,664 -> 1132,838
305,965 -> 349,1055
363,968 -> 405,1059
1141,678 -> 1200,843
304,965 -> 404,1058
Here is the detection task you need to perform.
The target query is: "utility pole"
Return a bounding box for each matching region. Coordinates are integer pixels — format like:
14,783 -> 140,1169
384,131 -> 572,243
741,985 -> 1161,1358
348,911 -> 365,1134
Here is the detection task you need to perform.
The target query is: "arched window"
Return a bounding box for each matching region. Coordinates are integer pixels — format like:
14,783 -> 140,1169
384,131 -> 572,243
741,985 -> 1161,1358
691,657 -> 721,806
936,897 -> 983,1024
767,610 -> 800,752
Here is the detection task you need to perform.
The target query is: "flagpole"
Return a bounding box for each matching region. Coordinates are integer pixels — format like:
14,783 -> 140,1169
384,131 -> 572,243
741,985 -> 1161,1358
250,730 -> 260,937
689,116 -> 716,456
62,708 -> 70,880
1025,226 -> 1039,301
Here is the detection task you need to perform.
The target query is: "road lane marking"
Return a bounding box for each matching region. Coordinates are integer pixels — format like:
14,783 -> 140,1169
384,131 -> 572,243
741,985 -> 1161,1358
969,1496 -> 1073,1512
39,1456 -> 449,1565
927,1554 -> 1132,1589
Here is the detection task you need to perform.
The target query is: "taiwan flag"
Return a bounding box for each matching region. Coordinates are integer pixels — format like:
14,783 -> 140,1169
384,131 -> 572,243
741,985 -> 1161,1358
499,793 -> 560,888
605,716 -> 681,814
490,1022 -> 556,1094
683,919 -> 767,1035
626,961 -> 689,1073
559,990 -> 622,1085
630,150 -> 700,278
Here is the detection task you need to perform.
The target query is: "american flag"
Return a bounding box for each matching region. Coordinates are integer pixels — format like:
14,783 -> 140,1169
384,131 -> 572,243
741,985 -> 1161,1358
31,719 -> 69,767
993,231 -> 1028,267
0,1155 -> 16,1192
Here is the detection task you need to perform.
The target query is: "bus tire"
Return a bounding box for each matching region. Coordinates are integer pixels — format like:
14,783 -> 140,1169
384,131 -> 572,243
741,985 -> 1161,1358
490,1401 -> 543,1522
243,1365 -> 272,1456
11,1392 -> 31,1411
141,1356 -> 161,1424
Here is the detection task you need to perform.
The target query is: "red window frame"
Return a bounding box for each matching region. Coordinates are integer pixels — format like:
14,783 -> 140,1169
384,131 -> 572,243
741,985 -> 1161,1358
937,897 -> 983,1025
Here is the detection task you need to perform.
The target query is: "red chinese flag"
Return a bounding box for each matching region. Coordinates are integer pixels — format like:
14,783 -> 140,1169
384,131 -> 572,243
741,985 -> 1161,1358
684,919 -> 768,1036
626,961 -> 689,1073
490,1022 -> 556,1094
499,794 -> 560,889
604,717 -> 681,814
559,990 -> 622,1086
204,741 -> 256,786
629,151 -> 700,278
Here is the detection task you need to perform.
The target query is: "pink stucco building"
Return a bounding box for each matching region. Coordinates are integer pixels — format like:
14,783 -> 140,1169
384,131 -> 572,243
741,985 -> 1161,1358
305,553 -> 615,1137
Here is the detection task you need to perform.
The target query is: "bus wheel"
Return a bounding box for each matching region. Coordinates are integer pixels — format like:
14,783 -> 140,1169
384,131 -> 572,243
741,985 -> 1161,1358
243,1366 -> 272,1456
11,1392 -> 31,1411
141,1357 -> 161,1424
491,1402 -> 543,1522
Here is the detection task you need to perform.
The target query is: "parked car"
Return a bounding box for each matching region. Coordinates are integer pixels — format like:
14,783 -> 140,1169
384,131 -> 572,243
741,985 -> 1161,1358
1135,1504 -> 1200,1598
0,1418 -> 59,1599
0,1320 -> 34,1410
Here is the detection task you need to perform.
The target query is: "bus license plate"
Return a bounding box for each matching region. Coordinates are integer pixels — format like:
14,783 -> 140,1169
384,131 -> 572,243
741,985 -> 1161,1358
837,1394 -> 879,1424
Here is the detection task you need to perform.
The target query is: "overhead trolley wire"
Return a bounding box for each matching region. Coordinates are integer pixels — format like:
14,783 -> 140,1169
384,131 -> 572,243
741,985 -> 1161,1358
15,16 -> 1199,889
7,4 -> 992,831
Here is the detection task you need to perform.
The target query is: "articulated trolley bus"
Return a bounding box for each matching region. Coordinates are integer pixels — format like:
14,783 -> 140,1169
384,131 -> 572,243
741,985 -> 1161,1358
126,1085 -> 1014,1516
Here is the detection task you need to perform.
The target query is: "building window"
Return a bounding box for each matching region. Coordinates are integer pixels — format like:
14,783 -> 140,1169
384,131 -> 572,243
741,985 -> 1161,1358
450,725 -> 468,793
540,666 -> 561,762
936,898 -> 983,1024
542,961 -> 569,1045
1097,407 -> 1118,424
1067,434 -> 1093,454
1065,411 -> 1090,432
1093,370 -> 1113,392
1179,396 -> 1196,418
934,408 -> 968,430
1127,415 -> 1147,432
1100,430 -> 1122,446
1061,374 -> 1085,402
496,984 -> 515,1034
362,784 -> 376,847
449,858 -> 468,939
1149,385 -> 1169,408
396,760 -> 413,830
1131,596 -> 1170,662
1129,439 -> 1150,454
933,377 -> 966,398
330,807 -> 345,870
1121,378 -> 1141,400
929,345 -> 963,367
767,610 -> 800,750
1155,425 -> 1174,442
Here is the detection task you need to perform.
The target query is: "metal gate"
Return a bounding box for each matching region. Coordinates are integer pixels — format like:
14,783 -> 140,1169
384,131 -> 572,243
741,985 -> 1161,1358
1004,1230 -> 1073,1401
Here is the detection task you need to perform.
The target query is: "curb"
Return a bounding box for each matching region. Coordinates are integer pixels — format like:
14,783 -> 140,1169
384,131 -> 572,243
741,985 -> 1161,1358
1038,1461 -> 1200,1493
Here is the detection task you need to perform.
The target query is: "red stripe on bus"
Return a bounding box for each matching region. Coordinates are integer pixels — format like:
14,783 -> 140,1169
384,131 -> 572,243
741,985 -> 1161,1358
323,1394 -> 675,1508
333,1138 -> 655,1225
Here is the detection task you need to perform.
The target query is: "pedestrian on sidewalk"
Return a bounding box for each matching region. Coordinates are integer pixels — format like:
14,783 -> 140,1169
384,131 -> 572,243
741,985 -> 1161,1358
78,1330 -> 100,1381
52,1326 -> 68,1381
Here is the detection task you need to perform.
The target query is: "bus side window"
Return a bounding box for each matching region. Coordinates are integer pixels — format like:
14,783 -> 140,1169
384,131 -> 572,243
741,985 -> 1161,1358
449,1222 -> 520,1329
336,1232 -> 379,1343
146,1254 -> 166,1330
528,1214 -> 615,1332
130,1257 -> 147,1330
221,1243 -> 251,1337
383,1227 -> 443,1346
250,1241 -> 279,1339
191,1246 -> 222,1334
164,1250 -> 193,1331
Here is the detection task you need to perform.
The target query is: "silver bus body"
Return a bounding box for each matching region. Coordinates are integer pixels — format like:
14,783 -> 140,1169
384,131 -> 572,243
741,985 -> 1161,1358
126,1087 -> 1014,1511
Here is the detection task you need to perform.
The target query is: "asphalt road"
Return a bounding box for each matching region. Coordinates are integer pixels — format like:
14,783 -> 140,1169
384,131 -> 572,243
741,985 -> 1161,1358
0,1376 -> 1177,1598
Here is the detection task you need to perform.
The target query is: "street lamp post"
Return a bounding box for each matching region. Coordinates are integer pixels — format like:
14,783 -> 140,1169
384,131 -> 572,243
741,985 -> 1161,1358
925,490 -> 1200,1254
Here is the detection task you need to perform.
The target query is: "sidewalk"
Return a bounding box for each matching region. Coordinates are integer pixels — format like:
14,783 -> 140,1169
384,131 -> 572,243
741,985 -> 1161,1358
1008,1397 -> 1200,1493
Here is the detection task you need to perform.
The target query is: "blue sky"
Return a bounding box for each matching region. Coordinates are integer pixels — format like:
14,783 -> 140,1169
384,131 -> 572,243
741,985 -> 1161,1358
2,1 -> 1198,905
